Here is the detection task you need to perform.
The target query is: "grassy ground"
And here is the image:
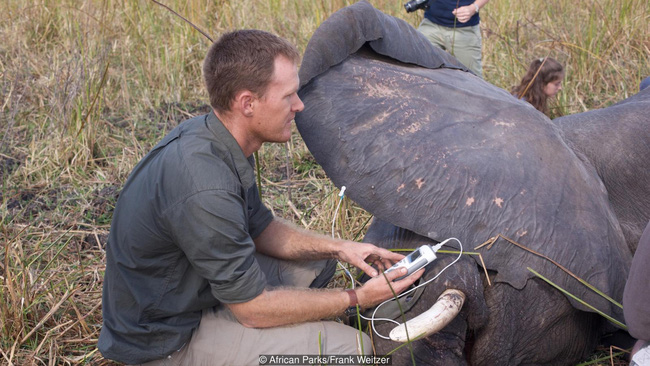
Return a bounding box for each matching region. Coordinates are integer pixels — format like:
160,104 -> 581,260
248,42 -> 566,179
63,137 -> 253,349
1,0 -> 648,364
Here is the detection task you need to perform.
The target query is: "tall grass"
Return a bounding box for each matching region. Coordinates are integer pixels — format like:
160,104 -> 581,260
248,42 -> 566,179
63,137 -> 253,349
0,0 -> 648,364
482,0 -> 649,116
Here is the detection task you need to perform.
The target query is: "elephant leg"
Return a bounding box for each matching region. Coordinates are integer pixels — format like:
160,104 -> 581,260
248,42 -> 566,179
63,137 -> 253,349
471,277 -> 600,366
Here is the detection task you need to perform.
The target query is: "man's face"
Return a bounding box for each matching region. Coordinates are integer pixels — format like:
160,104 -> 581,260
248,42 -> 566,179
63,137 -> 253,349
250,56 -> 304,144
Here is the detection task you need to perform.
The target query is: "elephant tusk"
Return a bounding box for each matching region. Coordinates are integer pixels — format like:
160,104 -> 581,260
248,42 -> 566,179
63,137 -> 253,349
389,289 -> 465,342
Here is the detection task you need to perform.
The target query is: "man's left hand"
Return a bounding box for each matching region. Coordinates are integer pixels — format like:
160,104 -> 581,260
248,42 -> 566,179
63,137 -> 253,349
336,241 -> 405,277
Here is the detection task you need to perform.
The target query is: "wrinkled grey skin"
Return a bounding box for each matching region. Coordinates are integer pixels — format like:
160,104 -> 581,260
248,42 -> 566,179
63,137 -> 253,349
554,87 -> 650,254
295,1 -> 644,365
363,219 -> 601,365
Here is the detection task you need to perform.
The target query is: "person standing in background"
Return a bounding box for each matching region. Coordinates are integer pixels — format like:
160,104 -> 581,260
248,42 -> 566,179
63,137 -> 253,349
416,0 -> 490,78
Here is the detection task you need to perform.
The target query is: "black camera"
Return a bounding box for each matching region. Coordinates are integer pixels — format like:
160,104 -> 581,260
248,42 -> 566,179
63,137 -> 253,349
404,0 -> 430,12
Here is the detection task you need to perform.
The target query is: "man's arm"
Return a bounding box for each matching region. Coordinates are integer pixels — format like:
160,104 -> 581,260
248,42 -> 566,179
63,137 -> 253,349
254,218 -> 404,277
231,218 -> 425,328
227,266 -> 423,328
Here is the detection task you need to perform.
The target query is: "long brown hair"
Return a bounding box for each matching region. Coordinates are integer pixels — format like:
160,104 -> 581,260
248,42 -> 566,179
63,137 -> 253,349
511,57 -> 564,116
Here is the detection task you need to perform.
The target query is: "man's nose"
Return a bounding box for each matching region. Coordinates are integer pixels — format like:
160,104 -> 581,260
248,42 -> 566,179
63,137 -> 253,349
293,95 -> 305,112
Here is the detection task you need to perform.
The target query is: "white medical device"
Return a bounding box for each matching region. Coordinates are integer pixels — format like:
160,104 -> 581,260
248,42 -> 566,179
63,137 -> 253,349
384,243 -> 443,281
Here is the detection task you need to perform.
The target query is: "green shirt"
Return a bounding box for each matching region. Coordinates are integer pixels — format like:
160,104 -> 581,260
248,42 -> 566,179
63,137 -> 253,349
98,111 -> 273,364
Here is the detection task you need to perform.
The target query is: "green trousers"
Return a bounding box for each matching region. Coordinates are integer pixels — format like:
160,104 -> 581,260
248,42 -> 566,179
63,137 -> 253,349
131,254 -> 371,366
418,17 -> 483,78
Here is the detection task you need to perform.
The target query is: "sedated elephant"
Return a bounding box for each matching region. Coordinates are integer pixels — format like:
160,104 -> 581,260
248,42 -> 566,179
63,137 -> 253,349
295,1 -> 648,365
553,87 -> 650,254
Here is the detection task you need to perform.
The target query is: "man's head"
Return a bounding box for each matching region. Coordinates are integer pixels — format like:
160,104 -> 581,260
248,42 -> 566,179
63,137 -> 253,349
203,30 -> 301,114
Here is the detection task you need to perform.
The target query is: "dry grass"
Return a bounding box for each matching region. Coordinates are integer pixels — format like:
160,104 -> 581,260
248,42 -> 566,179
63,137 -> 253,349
0,0 -> 648,364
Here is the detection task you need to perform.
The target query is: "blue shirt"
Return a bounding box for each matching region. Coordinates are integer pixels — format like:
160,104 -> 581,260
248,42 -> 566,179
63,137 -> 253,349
424,0 -> 480,27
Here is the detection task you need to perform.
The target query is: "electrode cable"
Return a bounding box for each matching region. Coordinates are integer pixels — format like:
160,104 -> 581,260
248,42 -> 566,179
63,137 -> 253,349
331,186 -> 463,340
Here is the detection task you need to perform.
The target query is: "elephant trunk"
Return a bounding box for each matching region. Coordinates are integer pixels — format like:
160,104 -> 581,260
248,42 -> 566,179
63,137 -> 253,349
389,289 -> 466,342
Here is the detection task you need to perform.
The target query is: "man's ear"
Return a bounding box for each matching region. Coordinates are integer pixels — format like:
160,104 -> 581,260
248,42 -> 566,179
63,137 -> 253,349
233,90 -> 255,117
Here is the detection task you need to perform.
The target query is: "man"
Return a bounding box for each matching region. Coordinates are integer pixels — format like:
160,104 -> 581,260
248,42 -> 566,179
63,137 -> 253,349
98,30 -> 423,365
417,0 -> 490,78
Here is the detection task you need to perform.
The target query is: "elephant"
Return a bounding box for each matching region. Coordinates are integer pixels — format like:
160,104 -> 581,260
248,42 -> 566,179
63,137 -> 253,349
295,1 -> 648,365
553,86 -> 650,254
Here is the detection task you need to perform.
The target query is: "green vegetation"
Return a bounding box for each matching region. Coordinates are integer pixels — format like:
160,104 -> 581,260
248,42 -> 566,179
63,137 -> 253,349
1,0 -> 648,364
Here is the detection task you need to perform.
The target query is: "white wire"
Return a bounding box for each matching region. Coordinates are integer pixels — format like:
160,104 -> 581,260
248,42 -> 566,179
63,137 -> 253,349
329,185 -> 464,340
331,190 -> 343,238
332,186 -> 355,288
365,237 -> 464,340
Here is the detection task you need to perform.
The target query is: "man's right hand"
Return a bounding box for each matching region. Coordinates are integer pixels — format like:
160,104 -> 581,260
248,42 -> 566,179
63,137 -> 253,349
356,266 -> 424,309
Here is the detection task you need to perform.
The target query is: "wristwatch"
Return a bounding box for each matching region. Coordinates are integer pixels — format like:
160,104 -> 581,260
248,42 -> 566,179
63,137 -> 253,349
473,2 -> 480,13
345,289 -> 359,316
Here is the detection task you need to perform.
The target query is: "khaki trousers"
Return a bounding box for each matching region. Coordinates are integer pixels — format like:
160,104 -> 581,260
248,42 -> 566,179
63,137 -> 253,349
418,18 -> 483,78
133,254 -> 371,366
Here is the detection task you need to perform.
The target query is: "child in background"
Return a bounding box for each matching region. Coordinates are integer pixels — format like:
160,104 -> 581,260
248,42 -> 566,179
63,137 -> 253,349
511,57 -> 565,117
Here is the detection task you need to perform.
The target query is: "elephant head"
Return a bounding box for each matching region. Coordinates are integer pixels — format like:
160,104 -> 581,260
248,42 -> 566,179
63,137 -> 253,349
295,1 -> 637,364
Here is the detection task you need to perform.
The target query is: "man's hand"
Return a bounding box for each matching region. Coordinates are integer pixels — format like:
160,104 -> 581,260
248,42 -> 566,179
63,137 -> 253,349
227,266 -> 424,328
452,4 -> 477,23
336,241 -> 405,277
356,266 -> 425,309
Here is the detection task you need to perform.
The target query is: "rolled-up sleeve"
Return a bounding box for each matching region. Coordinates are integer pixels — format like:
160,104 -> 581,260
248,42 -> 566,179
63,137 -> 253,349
165,189 -> 268,304
246,184 -> 273,239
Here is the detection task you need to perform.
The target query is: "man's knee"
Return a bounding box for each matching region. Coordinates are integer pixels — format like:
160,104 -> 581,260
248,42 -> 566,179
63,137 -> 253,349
310,259 -> 336,288
359,331 -> 372,355
256,254 -> 334,288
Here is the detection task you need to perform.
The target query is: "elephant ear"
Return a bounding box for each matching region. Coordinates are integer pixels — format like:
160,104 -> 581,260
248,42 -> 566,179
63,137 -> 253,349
298,0 -> 468,89
296,2 -> 632,323
554,89 -> 650,253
